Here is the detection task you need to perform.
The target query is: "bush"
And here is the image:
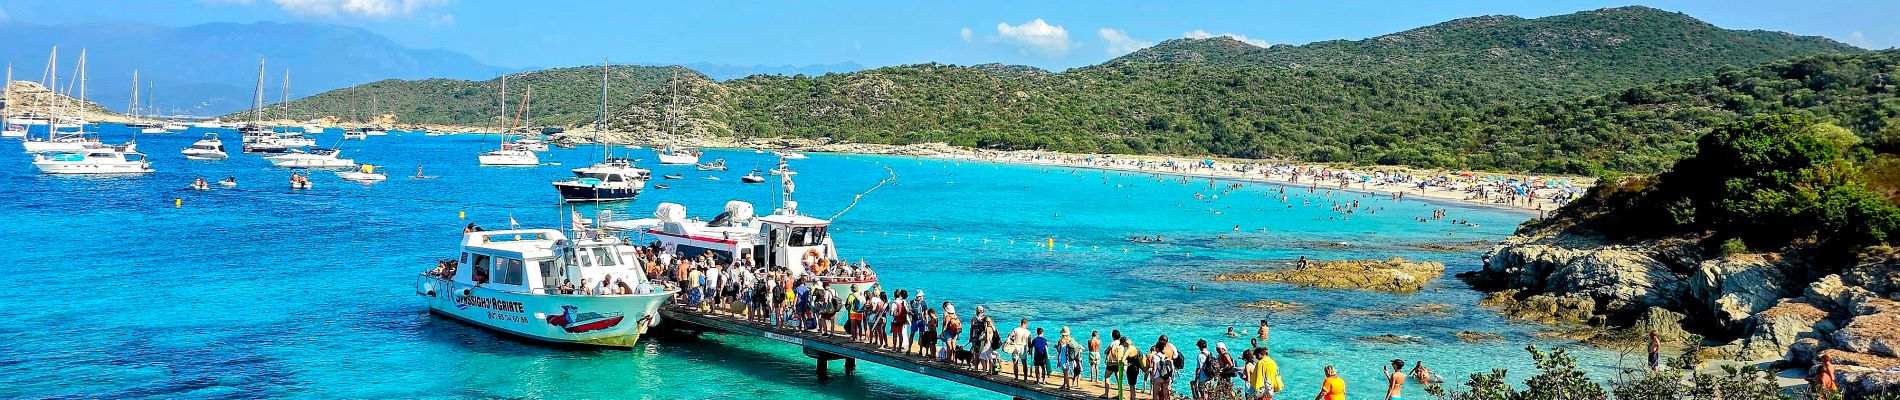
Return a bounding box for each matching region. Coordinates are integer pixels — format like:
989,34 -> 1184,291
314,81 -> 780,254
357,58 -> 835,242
1718,238 -> 1750,257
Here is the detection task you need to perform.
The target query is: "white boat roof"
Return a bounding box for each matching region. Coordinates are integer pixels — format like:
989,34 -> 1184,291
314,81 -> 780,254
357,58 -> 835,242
760,214 -> 829,226
600,218 -> 662,231
462,229 -> 568,258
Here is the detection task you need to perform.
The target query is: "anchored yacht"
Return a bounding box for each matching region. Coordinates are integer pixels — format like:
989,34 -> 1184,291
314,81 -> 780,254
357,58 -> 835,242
415,227 -> 676,348
552,158 -> 649,203
265,148 -> 357,169
33,146 -> 152,174
479,143 -> 540,166
181,133 -> 228,160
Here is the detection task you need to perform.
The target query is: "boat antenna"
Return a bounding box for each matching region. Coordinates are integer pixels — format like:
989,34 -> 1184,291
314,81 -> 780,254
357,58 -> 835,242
598,57 -> 610,160
826,164 -> 897,221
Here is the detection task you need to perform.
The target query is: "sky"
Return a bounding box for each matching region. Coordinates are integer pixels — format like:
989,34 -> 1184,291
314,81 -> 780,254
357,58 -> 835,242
0,0 -> 1894,71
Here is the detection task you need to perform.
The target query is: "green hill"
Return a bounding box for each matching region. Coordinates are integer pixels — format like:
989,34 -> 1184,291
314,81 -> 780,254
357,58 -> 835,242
227,64 -> 692,128
243,6 -> 1861,175
1382,50 -> 1900,174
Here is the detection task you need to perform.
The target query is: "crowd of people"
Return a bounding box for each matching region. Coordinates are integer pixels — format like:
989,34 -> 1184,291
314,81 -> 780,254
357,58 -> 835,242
629,237 -> 1450,400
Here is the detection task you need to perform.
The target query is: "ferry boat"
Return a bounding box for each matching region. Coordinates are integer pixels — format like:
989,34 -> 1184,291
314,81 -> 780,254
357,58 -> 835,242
180,133 -> 228,160
604,166 -> 877,296
33,146 -> 153,174
415,227 -> 676,348
265,148 -> 357,169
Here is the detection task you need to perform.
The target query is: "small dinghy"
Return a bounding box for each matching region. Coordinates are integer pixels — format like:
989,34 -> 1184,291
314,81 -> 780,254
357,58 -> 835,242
662,173 -> 683,180
218,177 -> 238,187
654,184 -> 670,189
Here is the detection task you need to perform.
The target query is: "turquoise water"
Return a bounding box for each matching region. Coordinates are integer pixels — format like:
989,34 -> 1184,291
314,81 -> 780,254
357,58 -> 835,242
0,125 -> 1631,399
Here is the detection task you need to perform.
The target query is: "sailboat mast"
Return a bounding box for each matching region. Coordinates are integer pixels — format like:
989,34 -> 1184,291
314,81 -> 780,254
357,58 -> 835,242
45,47 -> 57,140
76,49 -> 86,134
129,70 -> 139,119
148,81 -> 155,120
599,58 -> 610,159
252,58 -> 265,127
281,68 -> 290,122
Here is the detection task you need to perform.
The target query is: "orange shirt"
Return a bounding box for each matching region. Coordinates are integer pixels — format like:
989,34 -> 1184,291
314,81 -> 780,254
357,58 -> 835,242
1319,376 -> 1346,400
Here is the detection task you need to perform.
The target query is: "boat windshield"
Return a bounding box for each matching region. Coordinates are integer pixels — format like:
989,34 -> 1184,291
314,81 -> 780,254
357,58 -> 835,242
787,226 -> 828,246
573,172 -> 627,182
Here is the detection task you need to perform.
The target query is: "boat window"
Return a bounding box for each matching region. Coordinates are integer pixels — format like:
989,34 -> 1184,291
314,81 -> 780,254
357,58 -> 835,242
496,258 -> 525,286
471,254 -> 491,283
789,226 -> 828,246
539,260 -> 559,290
592,247 -> 617,267
576,251 -> 593,267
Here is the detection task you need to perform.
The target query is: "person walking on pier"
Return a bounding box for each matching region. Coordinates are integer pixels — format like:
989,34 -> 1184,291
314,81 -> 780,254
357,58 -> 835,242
891,290 -> 909,352
1106,331 -> 1128,400
1057,327 -> 1081,389
1252,347 -> 1283,400
1124,336 -> 1144,395
940,303 -> 960,363
846,285 -> 864,341
1151,342 -> 1177,400
1192,339 -> 1211,400
1006,318 -> 1034,381
909,290 -> 929,356
1088,330 -> 1103,384
1032,327 -> 1051,383
921,307 -> 939,360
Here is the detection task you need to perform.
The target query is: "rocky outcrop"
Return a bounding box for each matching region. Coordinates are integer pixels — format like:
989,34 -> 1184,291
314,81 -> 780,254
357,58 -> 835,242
1478,289 -> 1596,325
1214,257 -> 1445,292
1471,234 -> 1690,321
1690,255 -> 1793,325
1835,304 -> 1900,358
1736,299 -> 1836,361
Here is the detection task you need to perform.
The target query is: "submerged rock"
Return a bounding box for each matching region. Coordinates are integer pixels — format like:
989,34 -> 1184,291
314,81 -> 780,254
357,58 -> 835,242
1335,303 -> 1459,319
1213,257 -> 1445,293
1356,333 -> 1425,344
1455,331 -> 1504,342
1238,300 -> 1307,313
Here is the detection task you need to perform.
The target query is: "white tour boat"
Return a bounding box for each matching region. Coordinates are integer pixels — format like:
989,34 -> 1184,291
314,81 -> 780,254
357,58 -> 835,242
33,146 -> 153,174
181,133 -> 228,160
415,227 -> 677,348
603,167 -> 878,296
265,148 -> 357,169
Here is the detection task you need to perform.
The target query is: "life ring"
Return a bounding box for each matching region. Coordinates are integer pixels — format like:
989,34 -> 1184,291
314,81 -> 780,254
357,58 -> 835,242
802,248 -> 823,273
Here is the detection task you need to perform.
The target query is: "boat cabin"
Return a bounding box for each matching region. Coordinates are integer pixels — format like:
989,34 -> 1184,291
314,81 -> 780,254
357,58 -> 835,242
453,229 -> 653,295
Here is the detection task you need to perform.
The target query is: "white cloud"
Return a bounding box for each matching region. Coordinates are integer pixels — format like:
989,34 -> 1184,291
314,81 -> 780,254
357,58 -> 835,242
1098,28 -> 1152,56
270,0 -> 454,19
995,19 -> 1075,57
959,27 -> 973,43
1184,29 -> 1269,47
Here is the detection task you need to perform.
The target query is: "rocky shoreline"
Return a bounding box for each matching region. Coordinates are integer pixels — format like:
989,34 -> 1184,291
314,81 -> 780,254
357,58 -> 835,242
1461,220 -> 1900,394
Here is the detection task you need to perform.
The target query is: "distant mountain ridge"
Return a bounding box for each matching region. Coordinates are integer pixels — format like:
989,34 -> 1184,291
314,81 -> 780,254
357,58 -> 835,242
0,21 -> 514,116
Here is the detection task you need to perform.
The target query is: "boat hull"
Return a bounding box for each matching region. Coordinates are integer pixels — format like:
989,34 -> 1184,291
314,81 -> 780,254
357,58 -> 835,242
182,151 -> 228,160
33,160 -> 152,174
553,181 -> 642,203
266,158 -> 356,169
479,153 -> 539,166
656,153 -> 698,165
417,275 -> 674,348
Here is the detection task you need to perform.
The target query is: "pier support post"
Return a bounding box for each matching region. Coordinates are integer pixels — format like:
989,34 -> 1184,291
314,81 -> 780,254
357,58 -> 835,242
816,357 -> 829,380
844,358 -> 856,375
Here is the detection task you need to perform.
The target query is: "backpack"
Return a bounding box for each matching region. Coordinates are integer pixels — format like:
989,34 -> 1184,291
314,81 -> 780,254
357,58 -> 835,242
1172,351 -> 1184,369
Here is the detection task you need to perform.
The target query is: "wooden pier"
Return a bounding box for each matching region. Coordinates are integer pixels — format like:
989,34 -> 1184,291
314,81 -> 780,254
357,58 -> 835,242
659,306 -> 1154,400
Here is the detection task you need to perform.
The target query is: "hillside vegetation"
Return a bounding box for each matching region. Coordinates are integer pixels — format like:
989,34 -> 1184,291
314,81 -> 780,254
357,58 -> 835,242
245,6 -> 1861,175
227,65 -> 692,128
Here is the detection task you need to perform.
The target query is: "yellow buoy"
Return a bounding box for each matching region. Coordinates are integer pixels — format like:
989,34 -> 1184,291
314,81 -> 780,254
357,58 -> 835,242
1046,237 -> 1054,249
174,198 -> 182,208
459,211 -> 466,220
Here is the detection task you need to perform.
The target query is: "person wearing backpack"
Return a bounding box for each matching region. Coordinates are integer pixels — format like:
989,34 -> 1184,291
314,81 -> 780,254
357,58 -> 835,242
1150,342 -> 1178,400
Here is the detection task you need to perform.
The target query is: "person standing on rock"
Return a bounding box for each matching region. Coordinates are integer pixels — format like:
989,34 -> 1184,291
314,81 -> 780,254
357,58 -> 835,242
1815,354 -> 1840,396
1647,331 -> 1662,372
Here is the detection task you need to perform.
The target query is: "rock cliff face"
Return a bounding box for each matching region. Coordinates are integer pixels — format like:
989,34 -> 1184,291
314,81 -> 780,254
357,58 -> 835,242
1465,221 -> 1900,395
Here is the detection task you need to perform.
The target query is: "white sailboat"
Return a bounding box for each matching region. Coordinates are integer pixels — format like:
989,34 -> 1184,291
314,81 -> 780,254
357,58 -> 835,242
23,47 -> 106,153
479,75 -> 539,166
654,73 -> 699,165
2,64 -> 23,139
126,71 -> 163,134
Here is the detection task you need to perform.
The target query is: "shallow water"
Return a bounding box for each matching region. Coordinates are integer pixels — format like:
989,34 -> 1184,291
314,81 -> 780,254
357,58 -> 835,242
0,125 -> 1635,399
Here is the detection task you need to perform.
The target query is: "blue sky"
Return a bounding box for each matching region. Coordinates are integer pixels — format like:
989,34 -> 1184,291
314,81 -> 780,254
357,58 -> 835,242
0,0 -> 1893,70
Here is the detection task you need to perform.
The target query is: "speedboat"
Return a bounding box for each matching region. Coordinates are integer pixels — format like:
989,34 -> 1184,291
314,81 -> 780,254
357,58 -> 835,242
242,140 -> 290,154
774,151 -> 809,160
479,144 -> 539,166
741,170 -> 765,183
302,124 -> 325,134
342,130 -> 368,140
603,166 -> 878,296
552,158 -> 650,203
414,227 -> 676,348
265,148 -> 357,169
33,146 -> 153,174
695,158 -> 728,171
517,138 -> 550,152
181,133 -> 228,160
336,165 -> 387,183
655,146 -> 699,165
161,123 -> 188,131
364,127 -> 389,136
193,120 -> 228,129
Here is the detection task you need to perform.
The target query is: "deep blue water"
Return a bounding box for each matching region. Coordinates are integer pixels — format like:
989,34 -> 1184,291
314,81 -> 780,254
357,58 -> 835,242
0,124 -> 1634,399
